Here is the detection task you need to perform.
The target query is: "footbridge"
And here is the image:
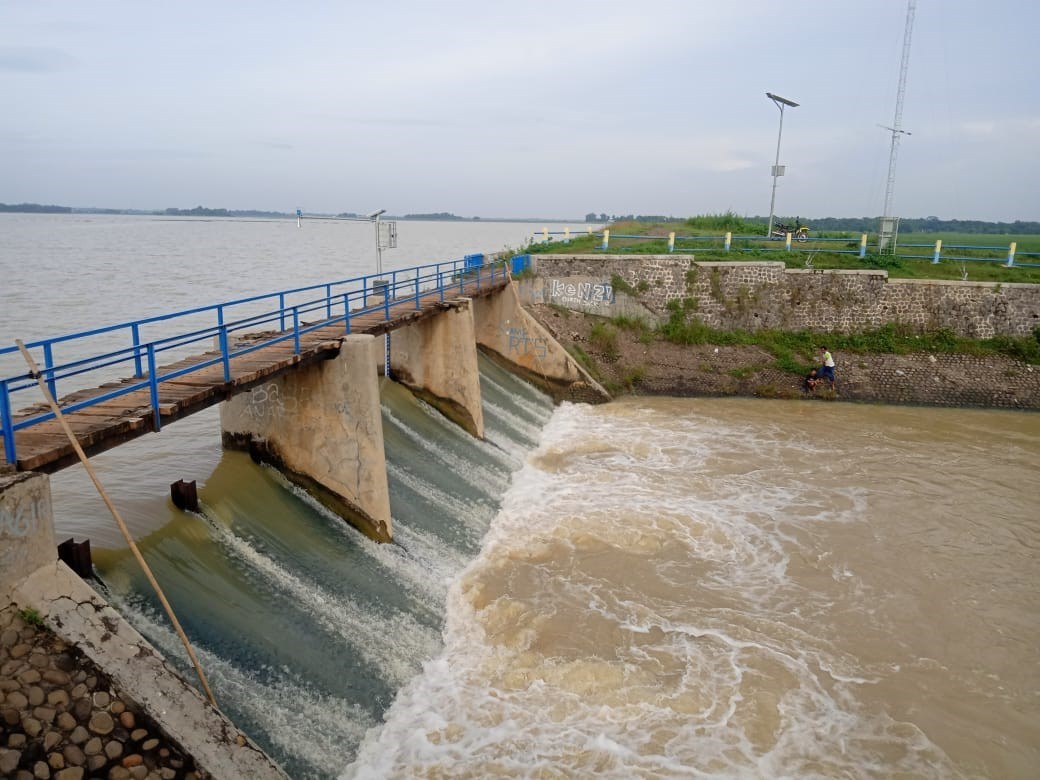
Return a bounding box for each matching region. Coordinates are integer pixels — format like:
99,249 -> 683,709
1,254 -> 607,543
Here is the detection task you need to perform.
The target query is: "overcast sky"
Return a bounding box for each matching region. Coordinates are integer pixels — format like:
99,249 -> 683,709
2,1 -> 1037,221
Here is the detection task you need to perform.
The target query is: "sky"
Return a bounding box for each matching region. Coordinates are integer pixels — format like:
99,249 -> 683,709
2,1 -> 1038,222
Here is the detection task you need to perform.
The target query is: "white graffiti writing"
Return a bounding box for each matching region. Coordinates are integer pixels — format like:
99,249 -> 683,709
506,327 -> 548,359
242,382 -> 310,423
0,499 -> 41,539
549,279 -> 614,306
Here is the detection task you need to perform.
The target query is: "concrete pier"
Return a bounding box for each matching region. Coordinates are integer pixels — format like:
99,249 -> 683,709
472,280 -> 610,403
220,334 -> 393,543
389,297 -> 485,439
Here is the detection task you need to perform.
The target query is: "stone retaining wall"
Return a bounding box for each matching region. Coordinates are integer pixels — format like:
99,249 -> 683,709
523,255 -> 1040,339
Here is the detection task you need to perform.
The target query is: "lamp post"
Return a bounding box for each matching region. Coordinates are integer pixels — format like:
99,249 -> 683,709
367,208 -> 387,276
765,92 -> 799,238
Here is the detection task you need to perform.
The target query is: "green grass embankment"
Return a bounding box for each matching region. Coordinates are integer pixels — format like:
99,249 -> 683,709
521,215 -> 1040,284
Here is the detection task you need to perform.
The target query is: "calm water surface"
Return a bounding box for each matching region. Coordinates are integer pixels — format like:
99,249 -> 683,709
2,216 -> 1038,778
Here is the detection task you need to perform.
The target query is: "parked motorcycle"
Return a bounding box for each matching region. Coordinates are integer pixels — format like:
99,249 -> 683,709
770,222 -> 810,242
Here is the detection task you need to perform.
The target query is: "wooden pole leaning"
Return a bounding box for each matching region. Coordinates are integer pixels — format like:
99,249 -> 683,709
15,340 -> 218,708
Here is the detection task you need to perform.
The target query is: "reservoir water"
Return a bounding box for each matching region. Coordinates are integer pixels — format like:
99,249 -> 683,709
2,216 -> 1038,778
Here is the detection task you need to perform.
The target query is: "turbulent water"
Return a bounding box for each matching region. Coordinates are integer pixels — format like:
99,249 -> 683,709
4,216 -> 1039,778
346,398 -> 1040,779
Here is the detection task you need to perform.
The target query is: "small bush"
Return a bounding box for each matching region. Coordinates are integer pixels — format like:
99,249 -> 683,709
612,315 -> 650,335
590,322 -> 619,358
684,211 -> 766,234
610,274 -> 637,296
621,366 -> 646,389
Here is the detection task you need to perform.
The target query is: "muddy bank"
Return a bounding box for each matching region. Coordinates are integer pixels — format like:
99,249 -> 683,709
526,304 -> 1040,410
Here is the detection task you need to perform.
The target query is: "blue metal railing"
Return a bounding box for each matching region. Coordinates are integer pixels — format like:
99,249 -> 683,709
532,230 -> 1040,267
0,253 -> 506,465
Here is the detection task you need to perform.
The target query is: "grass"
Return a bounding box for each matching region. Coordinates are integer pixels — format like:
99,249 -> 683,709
18,607 -> 44,627
589,322 -> 619,359
657,308 -> 1040,366
575,309 -> 1040,399
523,219 -> 1040,284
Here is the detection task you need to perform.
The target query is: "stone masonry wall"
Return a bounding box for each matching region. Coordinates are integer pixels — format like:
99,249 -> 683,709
524,255 -> 1040,338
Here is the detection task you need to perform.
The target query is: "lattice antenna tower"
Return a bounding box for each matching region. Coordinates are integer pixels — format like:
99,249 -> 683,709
879,0 -> 916,252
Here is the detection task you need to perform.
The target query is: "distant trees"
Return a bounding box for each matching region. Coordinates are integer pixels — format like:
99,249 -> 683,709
0,202 -> 72,213
2,202 -> 1037,235
403,212 -> 462,220
585,212 -> 683,224
164,206 -> 230,217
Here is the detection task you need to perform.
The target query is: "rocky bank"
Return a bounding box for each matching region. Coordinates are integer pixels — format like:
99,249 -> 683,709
526,303 -> 1040,410
0,606 -> 202,780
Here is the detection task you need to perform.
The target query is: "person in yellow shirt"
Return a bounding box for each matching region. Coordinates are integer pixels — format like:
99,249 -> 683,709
819,347 -> 836,388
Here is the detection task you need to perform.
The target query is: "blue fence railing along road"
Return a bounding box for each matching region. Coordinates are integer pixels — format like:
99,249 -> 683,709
0,254 -> 508,467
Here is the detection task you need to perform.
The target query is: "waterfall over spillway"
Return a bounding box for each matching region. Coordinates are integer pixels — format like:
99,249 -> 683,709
91,354 -> 554,779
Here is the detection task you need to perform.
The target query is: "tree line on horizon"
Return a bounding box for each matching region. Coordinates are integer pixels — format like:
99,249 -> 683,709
1,203 -> 1035,234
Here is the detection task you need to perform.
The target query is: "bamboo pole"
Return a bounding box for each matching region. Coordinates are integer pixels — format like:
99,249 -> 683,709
16,340 -> 218,708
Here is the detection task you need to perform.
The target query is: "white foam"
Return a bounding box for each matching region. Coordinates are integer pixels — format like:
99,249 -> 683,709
208,520 -> 441,688
382,405 -> 512,495
102,591 -> 376,779
344,400 -> 962,778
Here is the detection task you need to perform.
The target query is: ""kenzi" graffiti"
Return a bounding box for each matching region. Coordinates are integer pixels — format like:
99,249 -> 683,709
549,280 -> 614,306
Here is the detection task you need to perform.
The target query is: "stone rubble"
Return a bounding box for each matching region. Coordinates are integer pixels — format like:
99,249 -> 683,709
0,605 -> 205,780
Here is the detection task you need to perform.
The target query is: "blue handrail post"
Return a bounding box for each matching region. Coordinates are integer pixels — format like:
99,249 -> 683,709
439,270 -> 444,302
414,275 -> 420,310
476,265 -> 481,291
1,380 -> 16,465
383,290 -> 390,321
325,284 -> 332,319
292,307 -> 300,354
343,294 -> 351,334
219,327 -> 231,382
458,260 -> 464,293
932,240 -> 943,264
131,323 -> 143,377
1007,242 -> 1017,267
279,293 -> 287,331
42,343 -> 57,402
146,344 -> 161,432
859,234 -> 868,258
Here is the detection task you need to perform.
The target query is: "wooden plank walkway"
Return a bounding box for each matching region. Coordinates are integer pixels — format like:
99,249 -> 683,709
1,278 -> 507,474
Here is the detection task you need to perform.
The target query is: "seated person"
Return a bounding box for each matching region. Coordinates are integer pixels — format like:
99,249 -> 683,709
803,368 -> 820,392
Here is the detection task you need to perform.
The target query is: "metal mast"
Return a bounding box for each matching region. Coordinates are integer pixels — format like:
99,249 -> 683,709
879,0 -> 916,251
765,92 -> 799,238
